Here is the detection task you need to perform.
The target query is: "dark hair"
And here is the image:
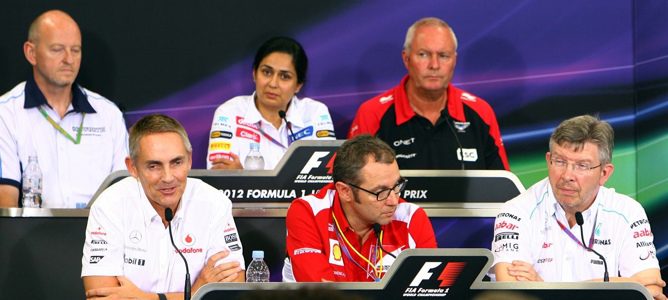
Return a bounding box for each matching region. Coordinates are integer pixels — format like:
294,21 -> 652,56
252,36 -> 308,84
333,134 -> 396,185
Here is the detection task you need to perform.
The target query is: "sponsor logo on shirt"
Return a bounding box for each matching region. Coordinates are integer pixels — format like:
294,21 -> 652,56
129,230 -> 142,244
495,221 -> 518,231
630,219 -> 649,229
633,229 -> 653,238
393,137 -> 415,147
496,213 -> 522,221
224,233 -> 238,244
379,95 -> 393,104
72,126 -> 107,136
209,141 -> 231,152
590,259 -> 604,265
218,116 -> 230,123
236,128 -> 260,143
328,223 -> 334,232
316,130 -> 335,138
229,244 -> 241,251
494,242 -> 519,252
182,234 -> 196,246
210,130 -> 233,139
90,247 -> 107,252
176,247 -> 203,254
90,227 -> 106,236
453,121 -> 470,132
457,148 -> 478,162
542,242 -> 552,248
396,153 -> 417,159
640,250 -> 656,260
494,232 -> 519,242
235,116 -> 259,129
91,239 -> 107,245
89,256 -> 104,264
536,257 -> 553,264
637,241 -> 654,248
329,239 -> 344,266
291,126 -> 314,141
293,247 -> 322,256
593,239 -> 611,245
460,92 -> 477,102
125,256 -> 146,266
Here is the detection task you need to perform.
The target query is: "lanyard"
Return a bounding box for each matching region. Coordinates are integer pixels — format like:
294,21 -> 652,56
555,212 -> 597,249
255,121 -> 292,149
38,106 -> 85,144
332,212 -> 385,281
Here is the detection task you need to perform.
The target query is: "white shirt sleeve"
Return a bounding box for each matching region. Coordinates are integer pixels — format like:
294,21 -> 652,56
81,195 -> 125,277
205,190 -> 245,269
0,102 -> 21,185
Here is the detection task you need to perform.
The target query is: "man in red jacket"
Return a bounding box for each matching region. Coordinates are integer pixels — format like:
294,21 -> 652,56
349,17 -> 508,170
283,135 -> 437,282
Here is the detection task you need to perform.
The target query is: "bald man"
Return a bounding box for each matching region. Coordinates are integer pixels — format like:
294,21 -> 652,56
0,10 -> 128,208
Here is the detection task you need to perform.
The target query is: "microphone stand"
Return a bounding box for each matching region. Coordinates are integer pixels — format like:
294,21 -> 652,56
575,212 -> 609,282
165,208 -> 192,300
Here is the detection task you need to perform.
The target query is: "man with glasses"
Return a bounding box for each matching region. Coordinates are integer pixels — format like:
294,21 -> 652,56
283,134 -> 437,282
491,115 -> 665,299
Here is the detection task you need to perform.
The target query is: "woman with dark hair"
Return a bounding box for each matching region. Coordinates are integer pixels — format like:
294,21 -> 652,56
207,37 -> 335,170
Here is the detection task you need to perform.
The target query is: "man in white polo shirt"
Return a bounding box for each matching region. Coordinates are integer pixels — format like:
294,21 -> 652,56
491,115 -> 665,300
0,9 -> 128,208
82,114 -> 245,299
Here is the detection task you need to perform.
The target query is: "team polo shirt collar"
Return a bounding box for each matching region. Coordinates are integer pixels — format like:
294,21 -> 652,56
134,177 -> 186,226
23,76 -> 97,113
284,96 -> 306,127
327,183 -> 357,234
244,92 -> 306,127
393,75 -> 466,125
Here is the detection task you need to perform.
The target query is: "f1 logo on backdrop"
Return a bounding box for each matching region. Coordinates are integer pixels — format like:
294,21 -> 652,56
300,151 -> 335,174
409,261 -> 467,287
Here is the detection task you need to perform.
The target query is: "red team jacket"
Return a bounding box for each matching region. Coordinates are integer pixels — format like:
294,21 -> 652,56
284,183 -> 437,282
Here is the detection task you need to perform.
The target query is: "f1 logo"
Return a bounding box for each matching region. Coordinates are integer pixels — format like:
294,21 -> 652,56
409,261 -> 466,287
300,151 -> 332,174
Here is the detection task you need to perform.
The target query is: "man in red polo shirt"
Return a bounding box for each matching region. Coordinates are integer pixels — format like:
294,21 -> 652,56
283,134 -> 437,282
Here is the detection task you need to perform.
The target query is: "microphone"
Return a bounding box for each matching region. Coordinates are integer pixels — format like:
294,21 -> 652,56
373,223 -> 396,259
165,208 -> 192,300
278,110 -> 297,143
575,211 -> 609,282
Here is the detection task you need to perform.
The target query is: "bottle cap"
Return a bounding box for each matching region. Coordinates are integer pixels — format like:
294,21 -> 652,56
252,250 -> 264,259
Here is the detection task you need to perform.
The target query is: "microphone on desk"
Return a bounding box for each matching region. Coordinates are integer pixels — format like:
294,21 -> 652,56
165,207 -> 192,300
373,223 -> 397,259
278,110 -> 297,143
575,211 -> 609,282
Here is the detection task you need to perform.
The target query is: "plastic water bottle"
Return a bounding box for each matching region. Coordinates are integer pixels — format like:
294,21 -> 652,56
244,143 -> 265,170
246,250 -> 270,282
22,156 -> 43,208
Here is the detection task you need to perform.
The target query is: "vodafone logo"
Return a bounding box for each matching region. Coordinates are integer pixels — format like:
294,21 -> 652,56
182,233 -> 196,246
409,261 -> 466,287
236,128 -> 260,143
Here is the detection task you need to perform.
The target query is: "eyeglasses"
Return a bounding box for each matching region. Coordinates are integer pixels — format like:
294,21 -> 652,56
549,157 -> 601,174
344,177 -> 407,201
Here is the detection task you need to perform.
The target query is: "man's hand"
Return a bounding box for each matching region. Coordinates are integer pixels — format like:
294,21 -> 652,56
506,260 -> 543,282
85,276 -> 152,299
210,153 -> 243,170
192,250 -> 244,292
630,269 -> 667,300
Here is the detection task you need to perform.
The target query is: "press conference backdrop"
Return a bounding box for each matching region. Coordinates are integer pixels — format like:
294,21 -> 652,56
1,0 -> 667,292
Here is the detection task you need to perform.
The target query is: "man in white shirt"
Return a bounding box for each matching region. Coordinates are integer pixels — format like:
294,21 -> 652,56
491,115 -> 665,300
0,10 -> 128,208
82,114 -> 245,299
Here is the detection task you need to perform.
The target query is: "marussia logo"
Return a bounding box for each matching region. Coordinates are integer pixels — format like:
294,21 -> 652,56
409,261 -> 466,287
